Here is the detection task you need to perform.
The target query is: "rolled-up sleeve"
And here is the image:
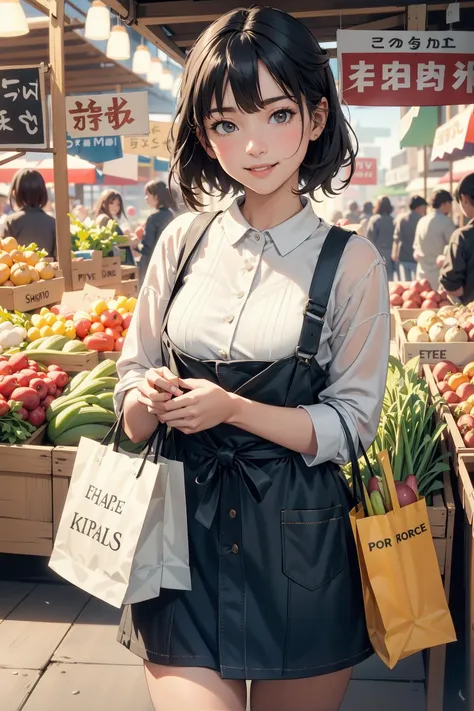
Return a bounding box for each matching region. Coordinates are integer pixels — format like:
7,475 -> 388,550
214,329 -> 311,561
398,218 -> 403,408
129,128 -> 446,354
113,212 -> 195,412
299,248 -> 390,466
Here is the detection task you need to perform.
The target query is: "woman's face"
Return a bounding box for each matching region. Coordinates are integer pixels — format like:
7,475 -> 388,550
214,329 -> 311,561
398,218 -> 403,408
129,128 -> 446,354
108,198 -> 121,216
202,62 -> 327,197
145,191 -> 157,209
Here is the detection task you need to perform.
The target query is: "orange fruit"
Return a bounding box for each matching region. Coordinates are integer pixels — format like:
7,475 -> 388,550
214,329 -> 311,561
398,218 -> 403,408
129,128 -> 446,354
36,262 -> 55,280
1,236 -> 18,253
22,250 -> 39,267
90,312 -> 100,323
29,267 -> 40,282
10,249 -> 27,264
448,373 -> 469,391
90,322 -> 105,333
0,263 -> 10,285
10,264 -> 32,286
0,250 -> 13,268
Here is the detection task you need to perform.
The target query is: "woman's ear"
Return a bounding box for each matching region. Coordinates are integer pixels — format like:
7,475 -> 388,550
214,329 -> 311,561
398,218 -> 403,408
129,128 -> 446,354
196,127 -> 217,160
310,97 -> 329,141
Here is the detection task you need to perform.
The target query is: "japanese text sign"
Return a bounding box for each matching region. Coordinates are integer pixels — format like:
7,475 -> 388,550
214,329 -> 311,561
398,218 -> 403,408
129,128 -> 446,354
66,91 -> 149,138
0,66 -> 47,149
337,30 -> 474,107
122,121 -> 171,158
352,157 -> 378,185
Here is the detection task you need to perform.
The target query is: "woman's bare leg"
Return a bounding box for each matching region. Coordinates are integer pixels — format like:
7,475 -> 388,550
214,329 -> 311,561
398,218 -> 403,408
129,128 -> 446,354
250,667 -> 352,711
144,662 -> 247,711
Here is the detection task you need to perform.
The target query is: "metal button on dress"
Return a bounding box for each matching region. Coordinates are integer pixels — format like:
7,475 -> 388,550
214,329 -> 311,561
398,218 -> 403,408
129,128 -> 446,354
225,315 -> 234,324
219,349 -> 228,359
229,508 -> 237,519
255,233 -> 260,241
231,543 -> 239,554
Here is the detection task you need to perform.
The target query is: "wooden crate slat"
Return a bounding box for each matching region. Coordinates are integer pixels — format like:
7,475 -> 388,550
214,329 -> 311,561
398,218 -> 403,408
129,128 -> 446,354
52,476 -> 69,538
0,443 -> 53,475
0,519 -> 52,557
52,446 -> 78,479
0,277 -> 65,313
0,472 -> 52,522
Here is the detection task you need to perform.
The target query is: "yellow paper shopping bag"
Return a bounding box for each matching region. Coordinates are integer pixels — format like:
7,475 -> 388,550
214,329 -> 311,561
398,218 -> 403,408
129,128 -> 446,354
350,451 -> 456,669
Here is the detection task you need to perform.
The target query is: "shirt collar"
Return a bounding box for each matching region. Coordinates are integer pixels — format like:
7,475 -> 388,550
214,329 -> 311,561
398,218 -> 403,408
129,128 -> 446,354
222,196 -> 321,256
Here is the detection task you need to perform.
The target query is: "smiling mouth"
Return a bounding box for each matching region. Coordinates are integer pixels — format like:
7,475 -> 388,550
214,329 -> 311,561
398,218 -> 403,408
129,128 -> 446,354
245,163 -> 278,173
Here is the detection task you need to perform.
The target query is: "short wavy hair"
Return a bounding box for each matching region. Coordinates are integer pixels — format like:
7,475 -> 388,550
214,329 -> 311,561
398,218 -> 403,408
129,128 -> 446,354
169,6 -> 357,210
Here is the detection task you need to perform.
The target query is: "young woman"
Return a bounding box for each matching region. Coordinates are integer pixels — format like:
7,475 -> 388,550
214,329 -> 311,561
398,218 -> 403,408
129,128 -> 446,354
94,189 -> 135,265
1,169 -> 56,257
137,181 -> 176,287
366,196 -> 395,280
114,7 -> 390,711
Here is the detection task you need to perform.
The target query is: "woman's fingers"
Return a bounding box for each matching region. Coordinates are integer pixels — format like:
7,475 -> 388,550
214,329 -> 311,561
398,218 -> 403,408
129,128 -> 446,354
145,368 -> 183,396
137,380 -> 173,403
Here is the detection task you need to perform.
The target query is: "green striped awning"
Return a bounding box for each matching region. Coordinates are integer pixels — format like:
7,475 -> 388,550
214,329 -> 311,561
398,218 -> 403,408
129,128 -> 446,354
400,107 -> 438,148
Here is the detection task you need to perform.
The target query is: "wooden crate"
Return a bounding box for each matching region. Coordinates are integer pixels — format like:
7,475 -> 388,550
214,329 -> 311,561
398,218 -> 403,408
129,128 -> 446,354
394,308 -> 474,367
390,308 -> 431,341
20,349 -> 99,373
98,351 -> 121,362
116,278 -> 138,297
52,446 -> 77,537
71,252 -> 121,291
427,461 -> 455,578
0,277 -> 65,313
0,425 -> 54,557
120,265 -> 137,281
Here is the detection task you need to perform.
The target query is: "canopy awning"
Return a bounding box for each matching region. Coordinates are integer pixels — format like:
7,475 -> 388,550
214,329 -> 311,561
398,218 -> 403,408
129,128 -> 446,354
431,106 -> 474,162
405,176 -> 441,194
438,156 -> 474,185
400,107 -> 439,149
0,154 -> 139,185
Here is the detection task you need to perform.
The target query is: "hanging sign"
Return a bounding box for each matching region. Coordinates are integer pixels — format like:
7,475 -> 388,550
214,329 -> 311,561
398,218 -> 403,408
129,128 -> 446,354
66,91 -> 149,138
122,120 -> 171,159
66,134 -> 123,162
0,65 -> 48,149
337,30 -> 474,107
352,157 -> 378,185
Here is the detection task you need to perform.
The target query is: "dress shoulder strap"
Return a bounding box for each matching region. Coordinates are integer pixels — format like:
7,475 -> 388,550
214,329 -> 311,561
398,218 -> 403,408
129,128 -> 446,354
161,210 -> 221,339
296,225 -> 354,361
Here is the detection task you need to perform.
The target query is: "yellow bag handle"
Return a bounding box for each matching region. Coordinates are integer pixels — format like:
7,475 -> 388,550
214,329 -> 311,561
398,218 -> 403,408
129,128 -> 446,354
377,450 -> 400,512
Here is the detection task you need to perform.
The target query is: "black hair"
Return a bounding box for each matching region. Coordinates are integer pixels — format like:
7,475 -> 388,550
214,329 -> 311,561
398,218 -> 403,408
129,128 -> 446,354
375,196 -> 393,216
145,180 -> 177,211
431,189 -> 453,210
409,195 -> 428,211
362,201 -> 373,215
455,173 -> 474,206
169,6 -> 357,210
9,169 -> 48,209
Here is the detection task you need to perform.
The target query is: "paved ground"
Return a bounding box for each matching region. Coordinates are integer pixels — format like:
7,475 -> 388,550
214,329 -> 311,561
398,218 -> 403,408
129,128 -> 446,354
0,570 -> 428,711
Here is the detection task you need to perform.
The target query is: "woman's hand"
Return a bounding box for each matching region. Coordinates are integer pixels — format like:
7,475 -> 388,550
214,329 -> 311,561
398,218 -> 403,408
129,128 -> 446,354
158,378 -> 237,434
136,366 -> 183,417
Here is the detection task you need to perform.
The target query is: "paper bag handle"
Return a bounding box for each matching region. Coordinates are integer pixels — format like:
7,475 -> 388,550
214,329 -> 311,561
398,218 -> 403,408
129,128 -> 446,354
101,413 -> 166,478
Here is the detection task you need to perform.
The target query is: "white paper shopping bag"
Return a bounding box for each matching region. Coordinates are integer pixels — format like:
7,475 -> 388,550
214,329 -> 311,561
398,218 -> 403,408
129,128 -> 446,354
49,436 -> 168,608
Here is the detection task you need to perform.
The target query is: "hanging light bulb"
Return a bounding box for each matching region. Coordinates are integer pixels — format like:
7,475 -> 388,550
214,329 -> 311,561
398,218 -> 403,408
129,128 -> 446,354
0,0 -> 28,37
159,68 -> 174,92
106,24 -> 130,61
147,57 -> 163,84
132,43 -> 151,75
84,0 -> 110,41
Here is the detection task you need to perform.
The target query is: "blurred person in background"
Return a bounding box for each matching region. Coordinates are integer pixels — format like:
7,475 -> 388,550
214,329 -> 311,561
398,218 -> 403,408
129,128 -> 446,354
0,190 -> 10,230
137,180 -> 177,287
358,201 -> 374,237
95,189 -> 135,266
413,189 -> 455,289
0,169 -> 56,258
440,174 -> 474,304
366,196 -> 395,279
344,200 -> 360,223
72,204 -> 89,222
392,195 -> 427,281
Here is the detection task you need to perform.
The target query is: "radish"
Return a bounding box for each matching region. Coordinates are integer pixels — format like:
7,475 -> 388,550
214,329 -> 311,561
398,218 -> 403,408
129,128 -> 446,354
405,475 -> 419,499
395,481 -> 418,507
28,406 -> 46,427
368,477 -> 381,494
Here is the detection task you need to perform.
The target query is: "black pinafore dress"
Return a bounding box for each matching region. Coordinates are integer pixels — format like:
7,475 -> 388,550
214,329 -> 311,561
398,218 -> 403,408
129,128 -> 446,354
118,213 -> 373,680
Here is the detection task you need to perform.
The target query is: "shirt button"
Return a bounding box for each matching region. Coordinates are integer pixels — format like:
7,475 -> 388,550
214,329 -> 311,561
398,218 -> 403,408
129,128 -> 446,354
229,508 -> 237,519
237,291 -> 244,299
225,315 -> 234,324
255,233 -> 260,241
219,349 -> 228,359
245,261 -> 254,272
231,543 -> 239,554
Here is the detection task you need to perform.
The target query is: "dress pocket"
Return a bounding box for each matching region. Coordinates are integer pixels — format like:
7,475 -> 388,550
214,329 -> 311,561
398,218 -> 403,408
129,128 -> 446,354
281,506 -> 346,592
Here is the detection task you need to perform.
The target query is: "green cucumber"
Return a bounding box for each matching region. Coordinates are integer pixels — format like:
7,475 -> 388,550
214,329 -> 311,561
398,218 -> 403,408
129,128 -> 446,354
48,404 -> 116,441
95,392 -> 115,411
53,423 -> 111,447
46,394 -> 101,422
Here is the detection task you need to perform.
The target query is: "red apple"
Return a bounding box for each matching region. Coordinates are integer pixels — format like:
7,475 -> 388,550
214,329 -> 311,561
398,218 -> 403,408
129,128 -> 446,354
426,290 -> 440,302
404,300 -> 422,308
433,362 -> 458,383
402,289 -> 421,304
390,294 -> 403,307
469,328 -> 474,342
457,383 -> 474,400
439,300 -> 451,307
49,370 -> 68,389
458,415 -> 474,434
29,377 -> 49,400
75,318 -> 92,340
444,391 -> 461,404
27,361 -> 39,372
28,406 -> 46,427
422,299 -> 439,309
17,406 -> 29,421
122,313 -> 133,330
105,327 -> 119,341
100,309 -> 123,329
15,372 -> 31,388
460,321 -> 473,334
41,394 -> 55,410
438,381 -> 452,394
8,353 -> 29,373
438,290 -> 448,300
114,337 -> 125,352
42,377 -> 57,396
50,305 -> 60,315
413,281 -> 424,293
464,430 -> 474,448
47,364 -> 62,372
418,279 -> 432,291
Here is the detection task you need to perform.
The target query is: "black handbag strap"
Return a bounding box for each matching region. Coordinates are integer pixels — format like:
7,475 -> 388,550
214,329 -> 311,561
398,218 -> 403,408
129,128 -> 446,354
101,413 -> 166,478
296,225 -> 354,361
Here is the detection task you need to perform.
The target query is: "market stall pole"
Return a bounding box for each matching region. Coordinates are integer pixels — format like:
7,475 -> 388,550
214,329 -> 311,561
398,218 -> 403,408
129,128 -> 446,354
49,0 -> 73,291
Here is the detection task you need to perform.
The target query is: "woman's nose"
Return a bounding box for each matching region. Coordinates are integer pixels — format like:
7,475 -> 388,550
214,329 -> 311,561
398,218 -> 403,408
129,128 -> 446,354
245,139 -> 267,157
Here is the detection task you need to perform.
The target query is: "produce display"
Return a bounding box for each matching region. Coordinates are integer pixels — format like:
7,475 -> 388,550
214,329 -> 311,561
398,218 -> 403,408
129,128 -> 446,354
46,359 -> 117,446
356,356 -> 449,500
365,459 -> 420,516
401,305 -> 474,344
26,297 -> 136,353
0,238 -> 56,287
389,279 -> 450,309
0,307 -> 30,354
70,215 -> 128,256
431,360 -> 474,447
0,352 -> 70,442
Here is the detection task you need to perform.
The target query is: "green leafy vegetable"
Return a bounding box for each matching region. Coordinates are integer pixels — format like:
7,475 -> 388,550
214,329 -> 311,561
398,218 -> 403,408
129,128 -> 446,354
69,215 -> 128,256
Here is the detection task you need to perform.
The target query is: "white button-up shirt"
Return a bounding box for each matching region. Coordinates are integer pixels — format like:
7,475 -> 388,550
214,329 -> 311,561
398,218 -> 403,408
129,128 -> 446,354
115,197 -> 390,466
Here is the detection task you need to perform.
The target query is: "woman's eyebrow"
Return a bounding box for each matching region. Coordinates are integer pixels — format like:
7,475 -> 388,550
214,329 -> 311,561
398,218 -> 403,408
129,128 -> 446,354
208,94 -> 294,116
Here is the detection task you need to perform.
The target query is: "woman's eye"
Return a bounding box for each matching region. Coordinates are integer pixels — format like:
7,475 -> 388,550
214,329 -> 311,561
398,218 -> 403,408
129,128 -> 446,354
270,110 -> 294,125
213,121 -> 236,135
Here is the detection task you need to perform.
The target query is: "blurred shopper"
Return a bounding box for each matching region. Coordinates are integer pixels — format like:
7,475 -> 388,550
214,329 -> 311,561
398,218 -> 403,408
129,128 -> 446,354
344,200 -> 360,223
392,195 -> 428,281
440,174 -> 474,304
331,209 -> 343,224
358,201 -> 374,237
137,181 -> 176,287
366,196 -> 395,279
95,189 -> 135,266
72,203 -> 89,222
0,169 -> 56,258
413,189 -> 455,289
